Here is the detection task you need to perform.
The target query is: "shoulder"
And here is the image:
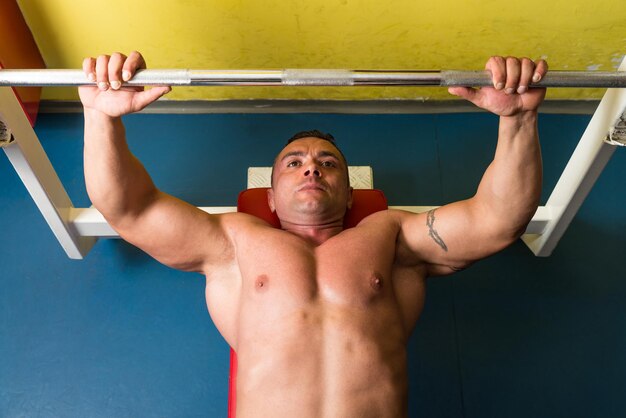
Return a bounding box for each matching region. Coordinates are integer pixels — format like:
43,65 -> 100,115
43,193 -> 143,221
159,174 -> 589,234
198,211 -> 280,274
352,209 -> 427,242
219,211 -> 277,236
356,208 -> 427,228
356,208 -> 433,269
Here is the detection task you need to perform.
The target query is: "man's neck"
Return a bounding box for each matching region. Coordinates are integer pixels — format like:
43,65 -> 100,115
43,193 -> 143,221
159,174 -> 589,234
280,221 -> 344,246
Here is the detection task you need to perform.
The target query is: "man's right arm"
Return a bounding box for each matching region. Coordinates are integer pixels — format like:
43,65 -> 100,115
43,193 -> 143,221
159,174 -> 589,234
82,52 -> 235,273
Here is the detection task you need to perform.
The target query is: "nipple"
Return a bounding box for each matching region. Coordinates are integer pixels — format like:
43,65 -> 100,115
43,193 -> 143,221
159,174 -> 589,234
255,274 -> 269,292
370,273 -> 383,291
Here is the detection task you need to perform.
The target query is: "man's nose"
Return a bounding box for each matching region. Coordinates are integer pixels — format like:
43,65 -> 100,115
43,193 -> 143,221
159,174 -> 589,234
304,164 -> 321,177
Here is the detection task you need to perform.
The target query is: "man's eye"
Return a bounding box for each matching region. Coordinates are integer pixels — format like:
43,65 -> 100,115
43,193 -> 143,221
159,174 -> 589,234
321,161 -> 336,167
287,161 -> 301,167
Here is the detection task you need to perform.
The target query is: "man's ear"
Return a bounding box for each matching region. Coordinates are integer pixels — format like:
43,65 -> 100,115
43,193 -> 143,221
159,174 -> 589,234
267,188 -> 276,213
347,187 -> 354,209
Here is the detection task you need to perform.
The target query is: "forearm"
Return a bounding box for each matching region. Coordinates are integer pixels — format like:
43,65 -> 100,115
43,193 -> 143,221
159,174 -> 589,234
83,108 -> 157,222
474,111 -> 542,238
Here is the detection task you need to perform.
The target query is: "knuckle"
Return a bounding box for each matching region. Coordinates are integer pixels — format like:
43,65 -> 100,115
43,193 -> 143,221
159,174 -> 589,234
96,55 -> 110,68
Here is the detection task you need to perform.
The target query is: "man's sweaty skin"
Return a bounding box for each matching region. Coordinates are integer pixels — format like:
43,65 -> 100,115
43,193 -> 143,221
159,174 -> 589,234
206,138 -> 428,417
80,52 -> 547,417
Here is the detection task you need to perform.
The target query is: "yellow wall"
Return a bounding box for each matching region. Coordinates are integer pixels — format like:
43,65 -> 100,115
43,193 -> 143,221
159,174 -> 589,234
17,0 -> 626,101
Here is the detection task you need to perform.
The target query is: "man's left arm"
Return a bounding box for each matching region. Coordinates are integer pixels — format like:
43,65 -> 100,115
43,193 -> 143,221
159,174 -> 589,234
394,56 -> 548,274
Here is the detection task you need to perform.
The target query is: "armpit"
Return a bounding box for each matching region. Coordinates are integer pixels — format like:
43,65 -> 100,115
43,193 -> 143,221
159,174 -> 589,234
426,262 -> 471,277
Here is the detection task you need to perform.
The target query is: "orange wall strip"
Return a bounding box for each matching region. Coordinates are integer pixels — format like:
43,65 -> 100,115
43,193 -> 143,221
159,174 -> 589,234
0,0 -> 45,125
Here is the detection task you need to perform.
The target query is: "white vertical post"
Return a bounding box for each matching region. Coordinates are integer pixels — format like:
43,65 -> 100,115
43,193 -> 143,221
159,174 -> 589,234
522,57 -> 626,256
1,87 -> 95,259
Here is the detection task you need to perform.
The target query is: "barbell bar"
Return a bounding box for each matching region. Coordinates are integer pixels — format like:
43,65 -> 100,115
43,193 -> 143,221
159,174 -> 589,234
0,69 -> 625,88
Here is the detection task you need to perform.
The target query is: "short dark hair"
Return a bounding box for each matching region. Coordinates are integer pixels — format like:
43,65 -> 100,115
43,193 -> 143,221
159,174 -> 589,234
287,129 -> 336,144
271,130 -> 350,187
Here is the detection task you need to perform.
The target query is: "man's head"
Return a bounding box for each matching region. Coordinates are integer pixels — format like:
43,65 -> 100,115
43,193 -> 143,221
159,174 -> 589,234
270,130 -> 349,187
268,130 -> 353,225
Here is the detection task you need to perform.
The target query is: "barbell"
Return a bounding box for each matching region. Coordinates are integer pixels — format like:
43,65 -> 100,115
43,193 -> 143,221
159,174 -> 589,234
1,68 -> 625,88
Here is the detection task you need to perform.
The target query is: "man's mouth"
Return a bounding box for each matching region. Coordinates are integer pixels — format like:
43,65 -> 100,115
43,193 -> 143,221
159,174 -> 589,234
298,182 -> 326,192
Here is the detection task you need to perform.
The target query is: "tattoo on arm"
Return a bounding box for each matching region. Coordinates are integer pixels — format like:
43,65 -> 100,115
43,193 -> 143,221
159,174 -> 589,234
426,209 -> 448,252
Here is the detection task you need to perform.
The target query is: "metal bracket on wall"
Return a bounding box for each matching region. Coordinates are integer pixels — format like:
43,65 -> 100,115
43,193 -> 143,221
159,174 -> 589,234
1,57 -> 624,259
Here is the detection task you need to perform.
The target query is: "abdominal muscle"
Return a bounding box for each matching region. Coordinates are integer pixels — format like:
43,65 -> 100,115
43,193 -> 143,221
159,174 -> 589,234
235,300 -> 409,418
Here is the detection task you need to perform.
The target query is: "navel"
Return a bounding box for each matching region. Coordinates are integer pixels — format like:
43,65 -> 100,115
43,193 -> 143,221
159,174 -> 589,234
255,274 -> 270,292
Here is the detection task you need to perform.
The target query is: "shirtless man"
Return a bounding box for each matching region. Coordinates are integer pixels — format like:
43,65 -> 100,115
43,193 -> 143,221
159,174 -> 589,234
80,52 -> 547,417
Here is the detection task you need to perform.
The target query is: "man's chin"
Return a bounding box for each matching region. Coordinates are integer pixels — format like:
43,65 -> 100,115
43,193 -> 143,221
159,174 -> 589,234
297,201 -> 327,214
285,198 -> 331,216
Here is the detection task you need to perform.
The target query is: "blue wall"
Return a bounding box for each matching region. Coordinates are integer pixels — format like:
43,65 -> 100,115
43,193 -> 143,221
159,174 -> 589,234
1,111 -> 625,417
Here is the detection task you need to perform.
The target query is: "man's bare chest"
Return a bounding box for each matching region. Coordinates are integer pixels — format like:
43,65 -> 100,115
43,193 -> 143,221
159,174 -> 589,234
206,218 -> 426,349
236,224 -> 400,306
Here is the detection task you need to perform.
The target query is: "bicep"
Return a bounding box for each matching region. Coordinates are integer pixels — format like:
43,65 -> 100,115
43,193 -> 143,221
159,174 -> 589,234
110,191 -> 234,272
394,200 -> 516,274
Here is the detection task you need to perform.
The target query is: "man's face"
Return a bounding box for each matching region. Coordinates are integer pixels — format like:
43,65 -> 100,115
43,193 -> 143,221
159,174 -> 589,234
268,137 -> 353,225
